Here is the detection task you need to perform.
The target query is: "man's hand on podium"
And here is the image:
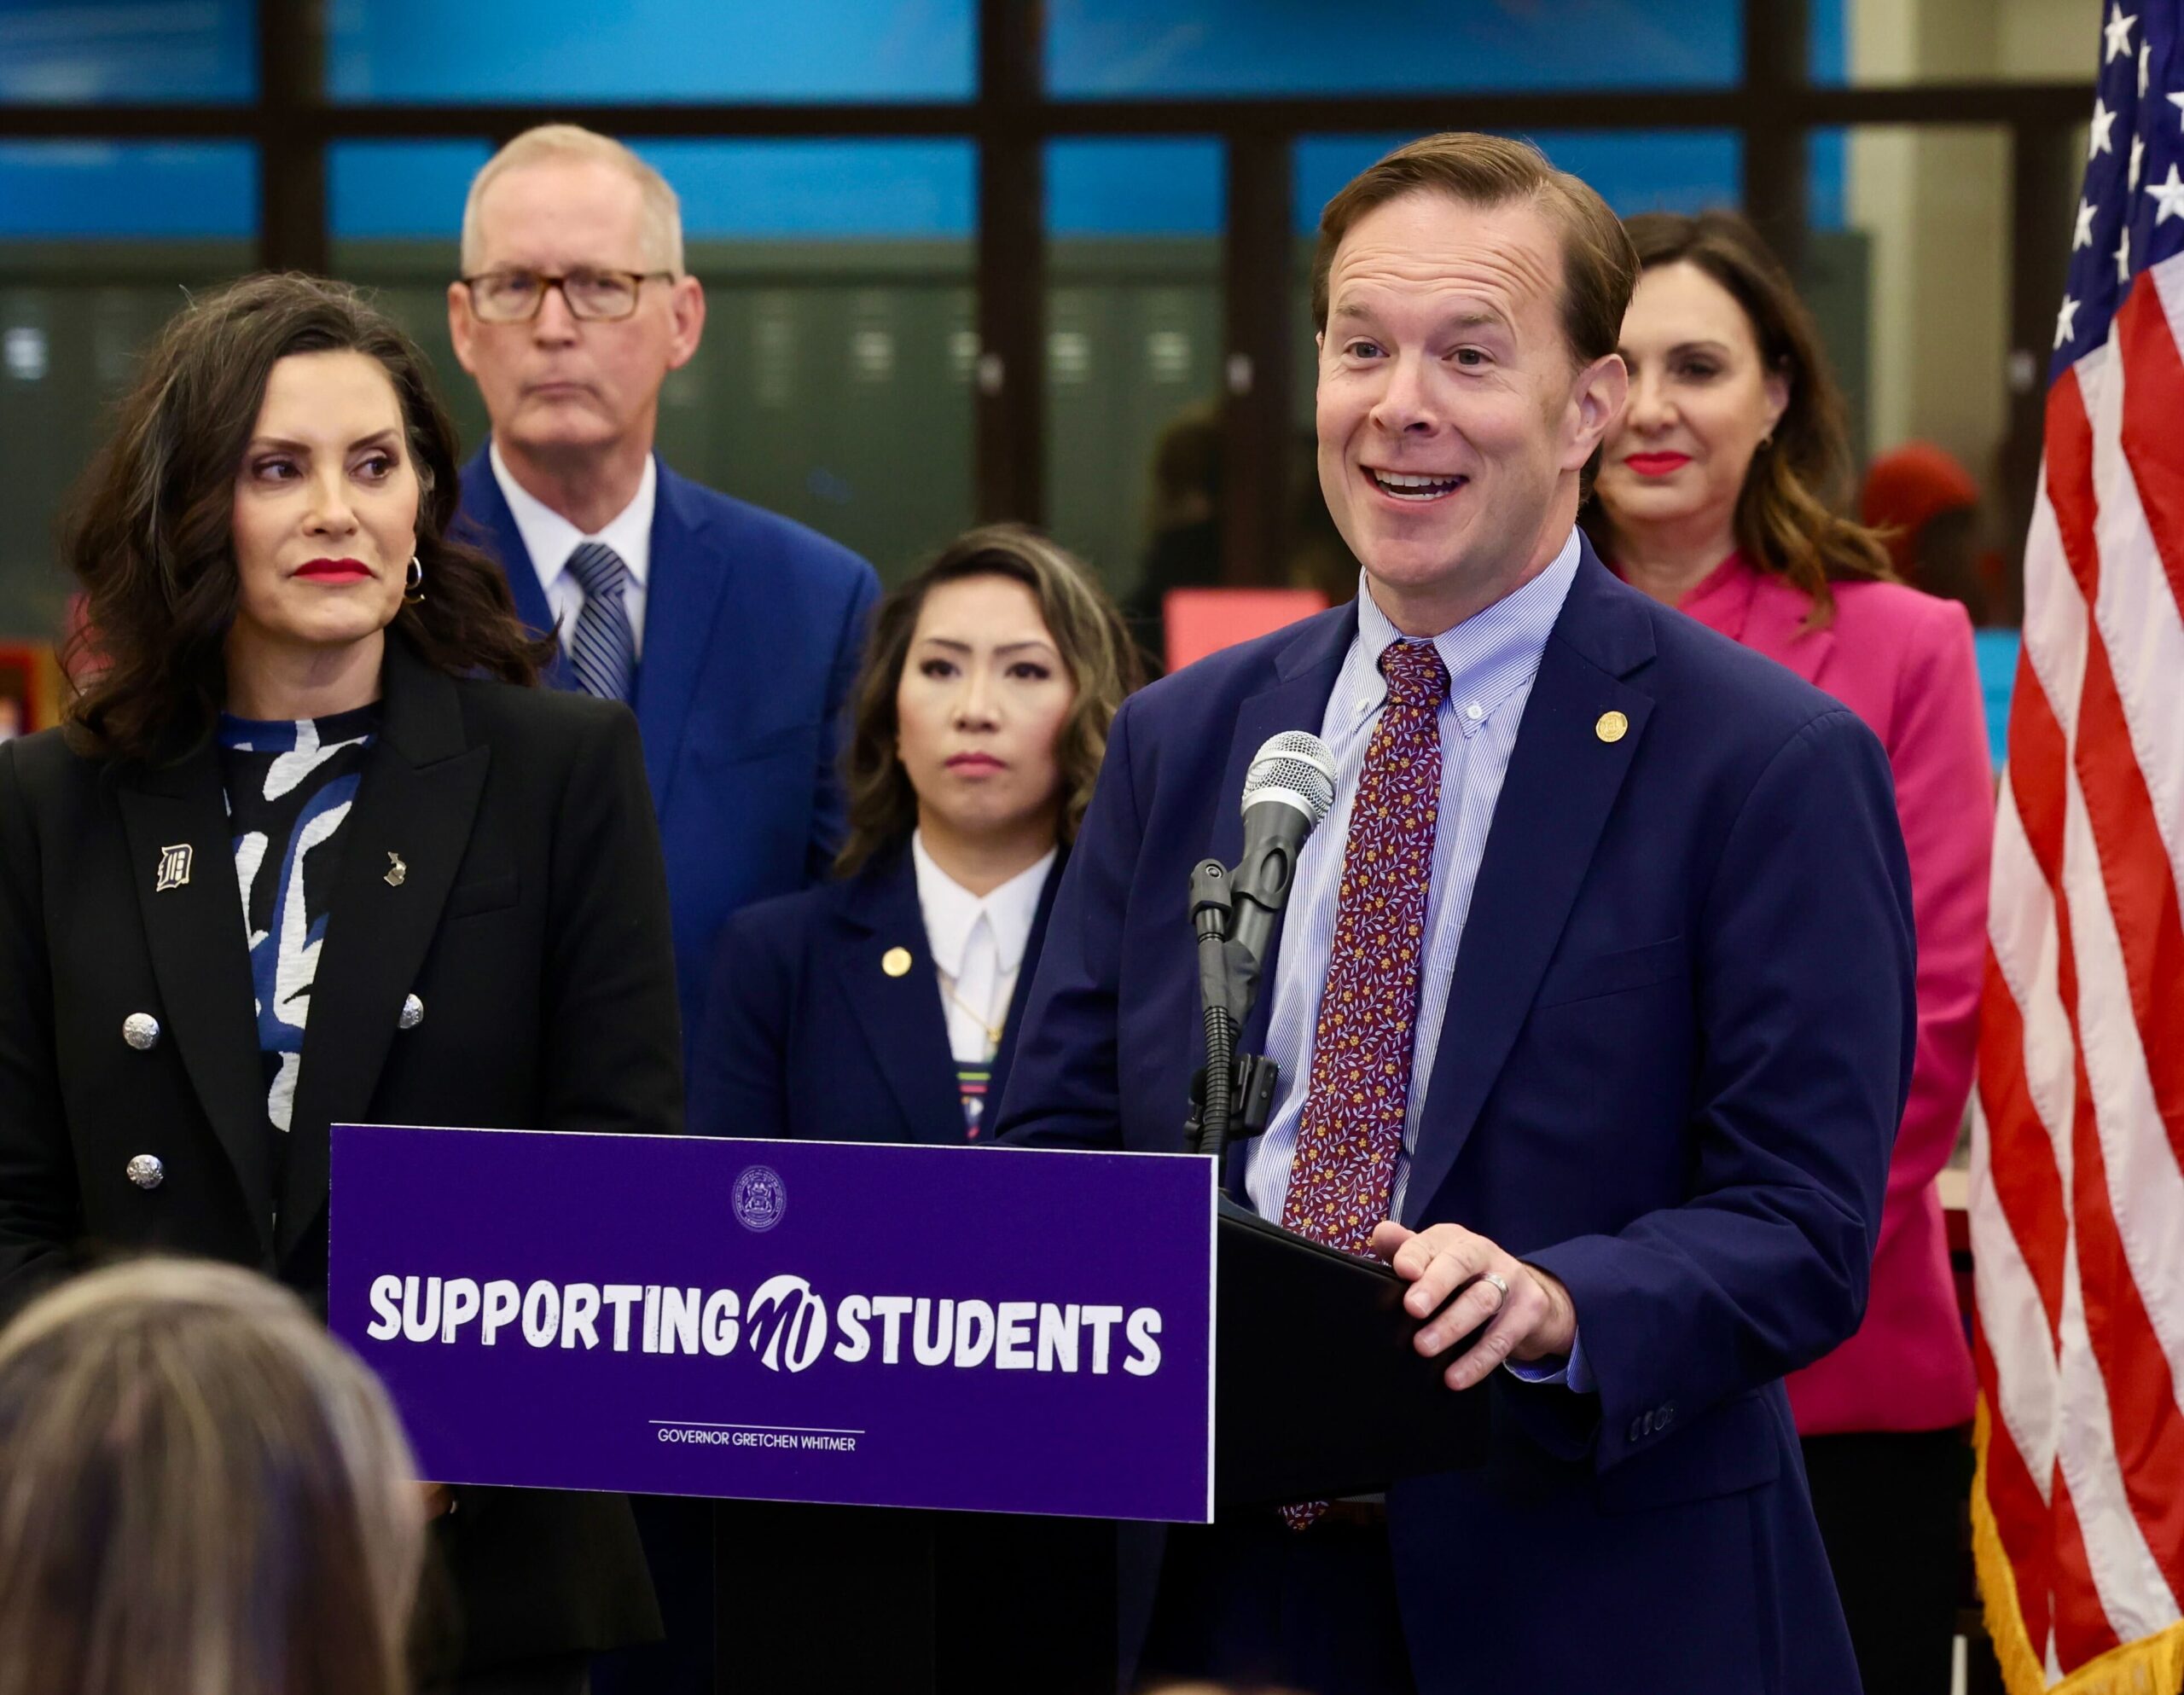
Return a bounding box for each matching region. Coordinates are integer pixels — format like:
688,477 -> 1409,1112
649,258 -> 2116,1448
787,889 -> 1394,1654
1368,1221 -> 1579,1393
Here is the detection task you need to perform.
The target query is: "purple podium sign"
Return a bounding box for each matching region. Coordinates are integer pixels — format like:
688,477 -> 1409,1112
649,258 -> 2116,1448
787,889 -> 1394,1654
328,1125 -> 1216,1524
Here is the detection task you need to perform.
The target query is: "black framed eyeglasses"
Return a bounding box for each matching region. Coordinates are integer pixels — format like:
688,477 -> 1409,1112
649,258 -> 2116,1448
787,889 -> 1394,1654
460,267 -> 676,323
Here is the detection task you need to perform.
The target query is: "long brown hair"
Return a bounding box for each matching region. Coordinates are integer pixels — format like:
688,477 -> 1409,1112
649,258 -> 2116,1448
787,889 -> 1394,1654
0,1258 -> 422,1695
836,525 -> 1141,878
1585,210 -> 1894,623
61,273 -> 552,763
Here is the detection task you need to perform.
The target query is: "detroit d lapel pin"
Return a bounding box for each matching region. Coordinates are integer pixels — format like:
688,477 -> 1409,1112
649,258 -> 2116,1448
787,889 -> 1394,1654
154,844 -> 192,892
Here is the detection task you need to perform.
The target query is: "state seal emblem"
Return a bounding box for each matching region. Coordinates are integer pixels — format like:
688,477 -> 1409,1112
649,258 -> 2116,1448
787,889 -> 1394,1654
733,1164 -> 787,1234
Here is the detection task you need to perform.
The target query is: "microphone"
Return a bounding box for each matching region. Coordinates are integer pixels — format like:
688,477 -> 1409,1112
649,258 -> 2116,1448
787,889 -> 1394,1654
1227,731 -> 1337,973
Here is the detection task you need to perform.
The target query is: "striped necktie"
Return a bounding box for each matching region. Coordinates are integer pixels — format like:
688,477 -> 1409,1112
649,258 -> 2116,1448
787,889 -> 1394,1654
566,541 -> 636,704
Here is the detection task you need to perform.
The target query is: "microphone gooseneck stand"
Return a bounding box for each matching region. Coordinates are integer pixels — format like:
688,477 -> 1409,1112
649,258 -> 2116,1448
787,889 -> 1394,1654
1183,859 -> 1281,1158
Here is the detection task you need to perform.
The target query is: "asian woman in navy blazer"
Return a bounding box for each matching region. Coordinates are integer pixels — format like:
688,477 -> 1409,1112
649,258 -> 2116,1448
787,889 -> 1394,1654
690,525 -> 1138,1151
688,525 -> 1138,1691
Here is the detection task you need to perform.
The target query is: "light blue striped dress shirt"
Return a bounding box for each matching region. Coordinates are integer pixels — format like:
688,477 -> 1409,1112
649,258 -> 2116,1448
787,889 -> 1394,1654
1246,530 -> 1581,1228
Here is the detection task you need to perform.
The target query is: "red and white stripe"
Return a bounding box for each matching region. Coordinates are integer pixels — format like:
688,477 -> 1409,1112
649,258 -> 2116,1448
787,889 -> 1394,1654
1975,258 -> 2184,1684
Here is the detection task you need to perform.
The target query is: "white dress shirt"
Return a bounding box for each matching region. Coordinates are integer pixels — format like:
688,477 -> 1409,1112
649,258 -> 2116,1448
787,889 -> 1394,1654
489,441 -> 655,657
910,832 -> 1057,1065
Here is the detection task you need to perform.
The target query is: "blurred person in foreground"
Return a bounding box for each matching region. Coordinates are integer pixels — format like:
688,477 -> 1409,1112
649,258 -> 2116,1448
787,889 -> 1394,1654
446,136 -> 879,1686
1586,207 -> 1991,1695
690,525 -> 1138,1689
0,273 -> 681,1694
996,132 -> 1914,1694
0,1257 -> 423,1695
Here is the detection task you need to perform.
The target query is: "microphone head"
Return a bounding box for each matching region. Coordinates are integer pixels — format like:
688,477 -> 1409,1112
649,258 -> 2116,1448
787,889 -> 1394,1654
1241,731 -> 1336,827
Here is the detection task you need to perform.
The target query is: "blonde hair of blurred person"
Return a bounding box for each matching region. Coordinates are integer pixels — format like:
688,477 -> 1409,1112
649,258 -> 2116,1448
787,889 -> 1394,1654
0,1258 -> 423,1695
450,124 -> 706,534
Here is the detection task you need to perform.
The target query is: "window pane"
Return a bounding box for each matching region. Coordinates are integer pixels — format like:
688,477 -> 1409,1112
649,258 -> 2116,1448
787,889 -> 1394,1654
0,144 -> 258,646
1293,131 -> 1743,236
1048,0 -> 1738,95
1809,0 -> 2101,84
0,0 -> 255,102
328,0 -> 973,102
333,140 -> 976,583
1804,125 -> 2024,626
1043,138 -> 1223,654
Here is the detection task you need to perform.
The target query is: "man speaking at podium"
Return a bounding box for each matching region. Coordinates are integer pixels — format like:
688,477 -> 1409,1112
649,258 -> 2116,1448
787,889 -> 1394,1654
996,132 -> 1913,1695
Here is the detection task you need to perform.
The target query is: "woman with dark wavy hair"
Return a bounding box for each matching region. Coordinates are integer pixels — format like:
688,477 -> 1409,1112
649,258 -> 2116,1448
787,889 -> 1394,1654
689,524 -> 1136,1691
1584,211 -> 1991,1695
0,273 -> 678,1695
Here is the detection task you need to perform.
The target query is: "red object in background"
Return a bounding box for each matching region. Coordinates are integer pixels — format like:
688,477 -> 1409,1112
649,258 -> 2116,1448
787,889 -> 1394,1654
1163,588 -> 1329,673
0,645 -> 38,735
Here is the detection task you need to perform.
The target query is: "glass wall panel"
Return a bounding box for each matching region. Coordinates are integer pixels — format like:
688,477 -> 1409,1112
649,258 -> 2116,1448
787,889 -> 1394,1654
1283,131 -> 1743,599
1809,0 -> 2101,85
0,0 -> 255,102
334,139 -> 977,583
1043,137 -> 1223,652
0,142 -> 258,650
1048,0 -> 1738,95
327,0 -> 973,102
1802,126 -> 2014,609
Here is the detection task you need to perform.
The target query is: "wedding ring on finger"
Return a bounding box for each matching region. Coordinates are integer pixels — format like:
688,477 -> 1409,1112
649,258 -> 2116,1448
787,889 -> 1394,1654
1481,1272 -> 1510,1306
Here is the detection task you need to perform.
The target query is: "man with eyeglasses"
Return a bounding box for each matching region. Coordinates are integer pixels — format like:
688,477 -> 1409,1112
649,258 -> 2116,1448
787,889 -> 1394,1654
446,123 -> 880,1695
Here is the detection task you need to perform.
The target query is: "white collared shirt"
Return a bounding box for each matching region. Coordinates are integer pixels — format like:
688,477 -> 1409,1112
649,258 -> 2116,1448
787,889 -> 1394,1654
489,441 -> 655,656
910,832 -> 1057,1065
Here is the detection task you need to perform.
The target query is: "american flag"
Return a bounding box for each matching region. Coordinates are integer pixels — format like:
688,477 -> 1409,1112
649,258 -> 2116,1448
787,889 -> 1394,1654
1972,3 -> 2184,1688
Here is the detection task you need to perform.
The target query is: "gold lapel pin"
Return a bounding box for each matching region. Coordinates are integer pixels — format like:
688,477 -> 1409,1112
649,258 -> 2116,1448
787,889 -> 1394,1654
881,946 -> 914,978
1594,710 -> 1629,744
384,850 -> 408,888
154,844 -> 192,892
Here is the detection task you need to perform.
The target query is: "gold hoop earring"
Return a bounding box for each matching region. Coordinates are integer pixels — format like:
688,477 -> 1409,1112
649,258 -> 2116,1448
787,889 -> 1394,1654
404,555 -> 426,605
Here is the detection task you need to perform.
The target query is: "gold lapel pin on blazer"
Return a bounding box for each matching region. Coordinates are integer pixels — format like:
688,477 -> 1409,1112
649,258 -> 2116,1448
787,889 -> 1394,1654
882,946 -> 913,978
385,850 -> 408,888
1595,710 -> 1629,744
154,844 -> 192,891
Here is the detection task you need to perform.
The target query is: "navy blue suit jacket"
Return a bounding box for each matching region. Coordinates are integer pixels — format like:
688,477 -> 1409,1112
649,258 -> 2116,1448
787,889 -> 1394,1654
688,845 -> 1060,1144
456,448 -> 880,1048
995,543 -> 1917,1693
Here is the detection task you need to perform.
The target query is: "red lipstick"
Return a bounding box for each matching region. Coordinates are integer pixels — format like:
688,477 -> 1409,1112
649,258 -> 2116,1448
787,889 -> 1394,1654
295,558 -> 372,582
1623,452 -> 1692,477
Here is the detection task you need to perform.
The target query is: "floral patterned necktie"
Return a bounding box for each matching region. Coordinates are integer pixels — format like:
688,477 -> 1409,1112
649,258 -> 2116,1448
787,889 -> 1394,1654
1281,636 -> 1449,1254
1278,638 -> 1447,1531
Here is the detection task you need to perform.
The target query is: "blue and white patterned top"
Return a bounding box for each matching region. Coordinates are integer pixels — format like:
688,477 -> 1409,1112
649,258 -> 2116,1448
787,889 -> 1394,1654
216,705 -> 379,1164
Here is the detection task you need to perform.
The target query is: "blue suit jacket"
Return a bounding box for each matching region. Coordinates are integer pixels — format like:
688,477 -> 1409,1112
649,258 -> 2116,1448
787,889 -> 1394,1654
456,448 -> 880,1050
995,543 -> 1916,1693
688,845 -> 1061,1145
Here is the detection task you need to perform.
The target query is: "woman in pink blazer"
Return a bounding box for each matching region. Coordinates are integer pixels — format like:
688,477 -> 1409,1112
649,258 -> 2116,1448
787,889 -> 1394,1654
1585,210 -> 1993,1695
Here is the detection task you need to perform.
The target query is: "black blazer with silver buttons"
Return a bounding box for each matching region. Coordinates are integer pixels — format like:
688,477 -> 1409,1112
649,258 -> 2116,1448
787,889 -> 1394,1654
0,630 -> 681,1674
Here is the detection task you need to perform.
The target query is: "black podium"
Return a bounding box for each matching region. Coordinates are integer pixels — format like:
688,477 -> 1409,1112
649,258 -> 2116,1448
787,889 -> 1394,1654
710,1199 -> 1490,1693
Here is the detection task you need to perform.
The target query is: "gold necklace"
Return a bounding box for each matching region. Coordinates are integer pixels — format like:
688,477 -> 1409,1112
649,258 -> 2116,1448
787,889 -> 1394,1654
936,969 -> 1004,1051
